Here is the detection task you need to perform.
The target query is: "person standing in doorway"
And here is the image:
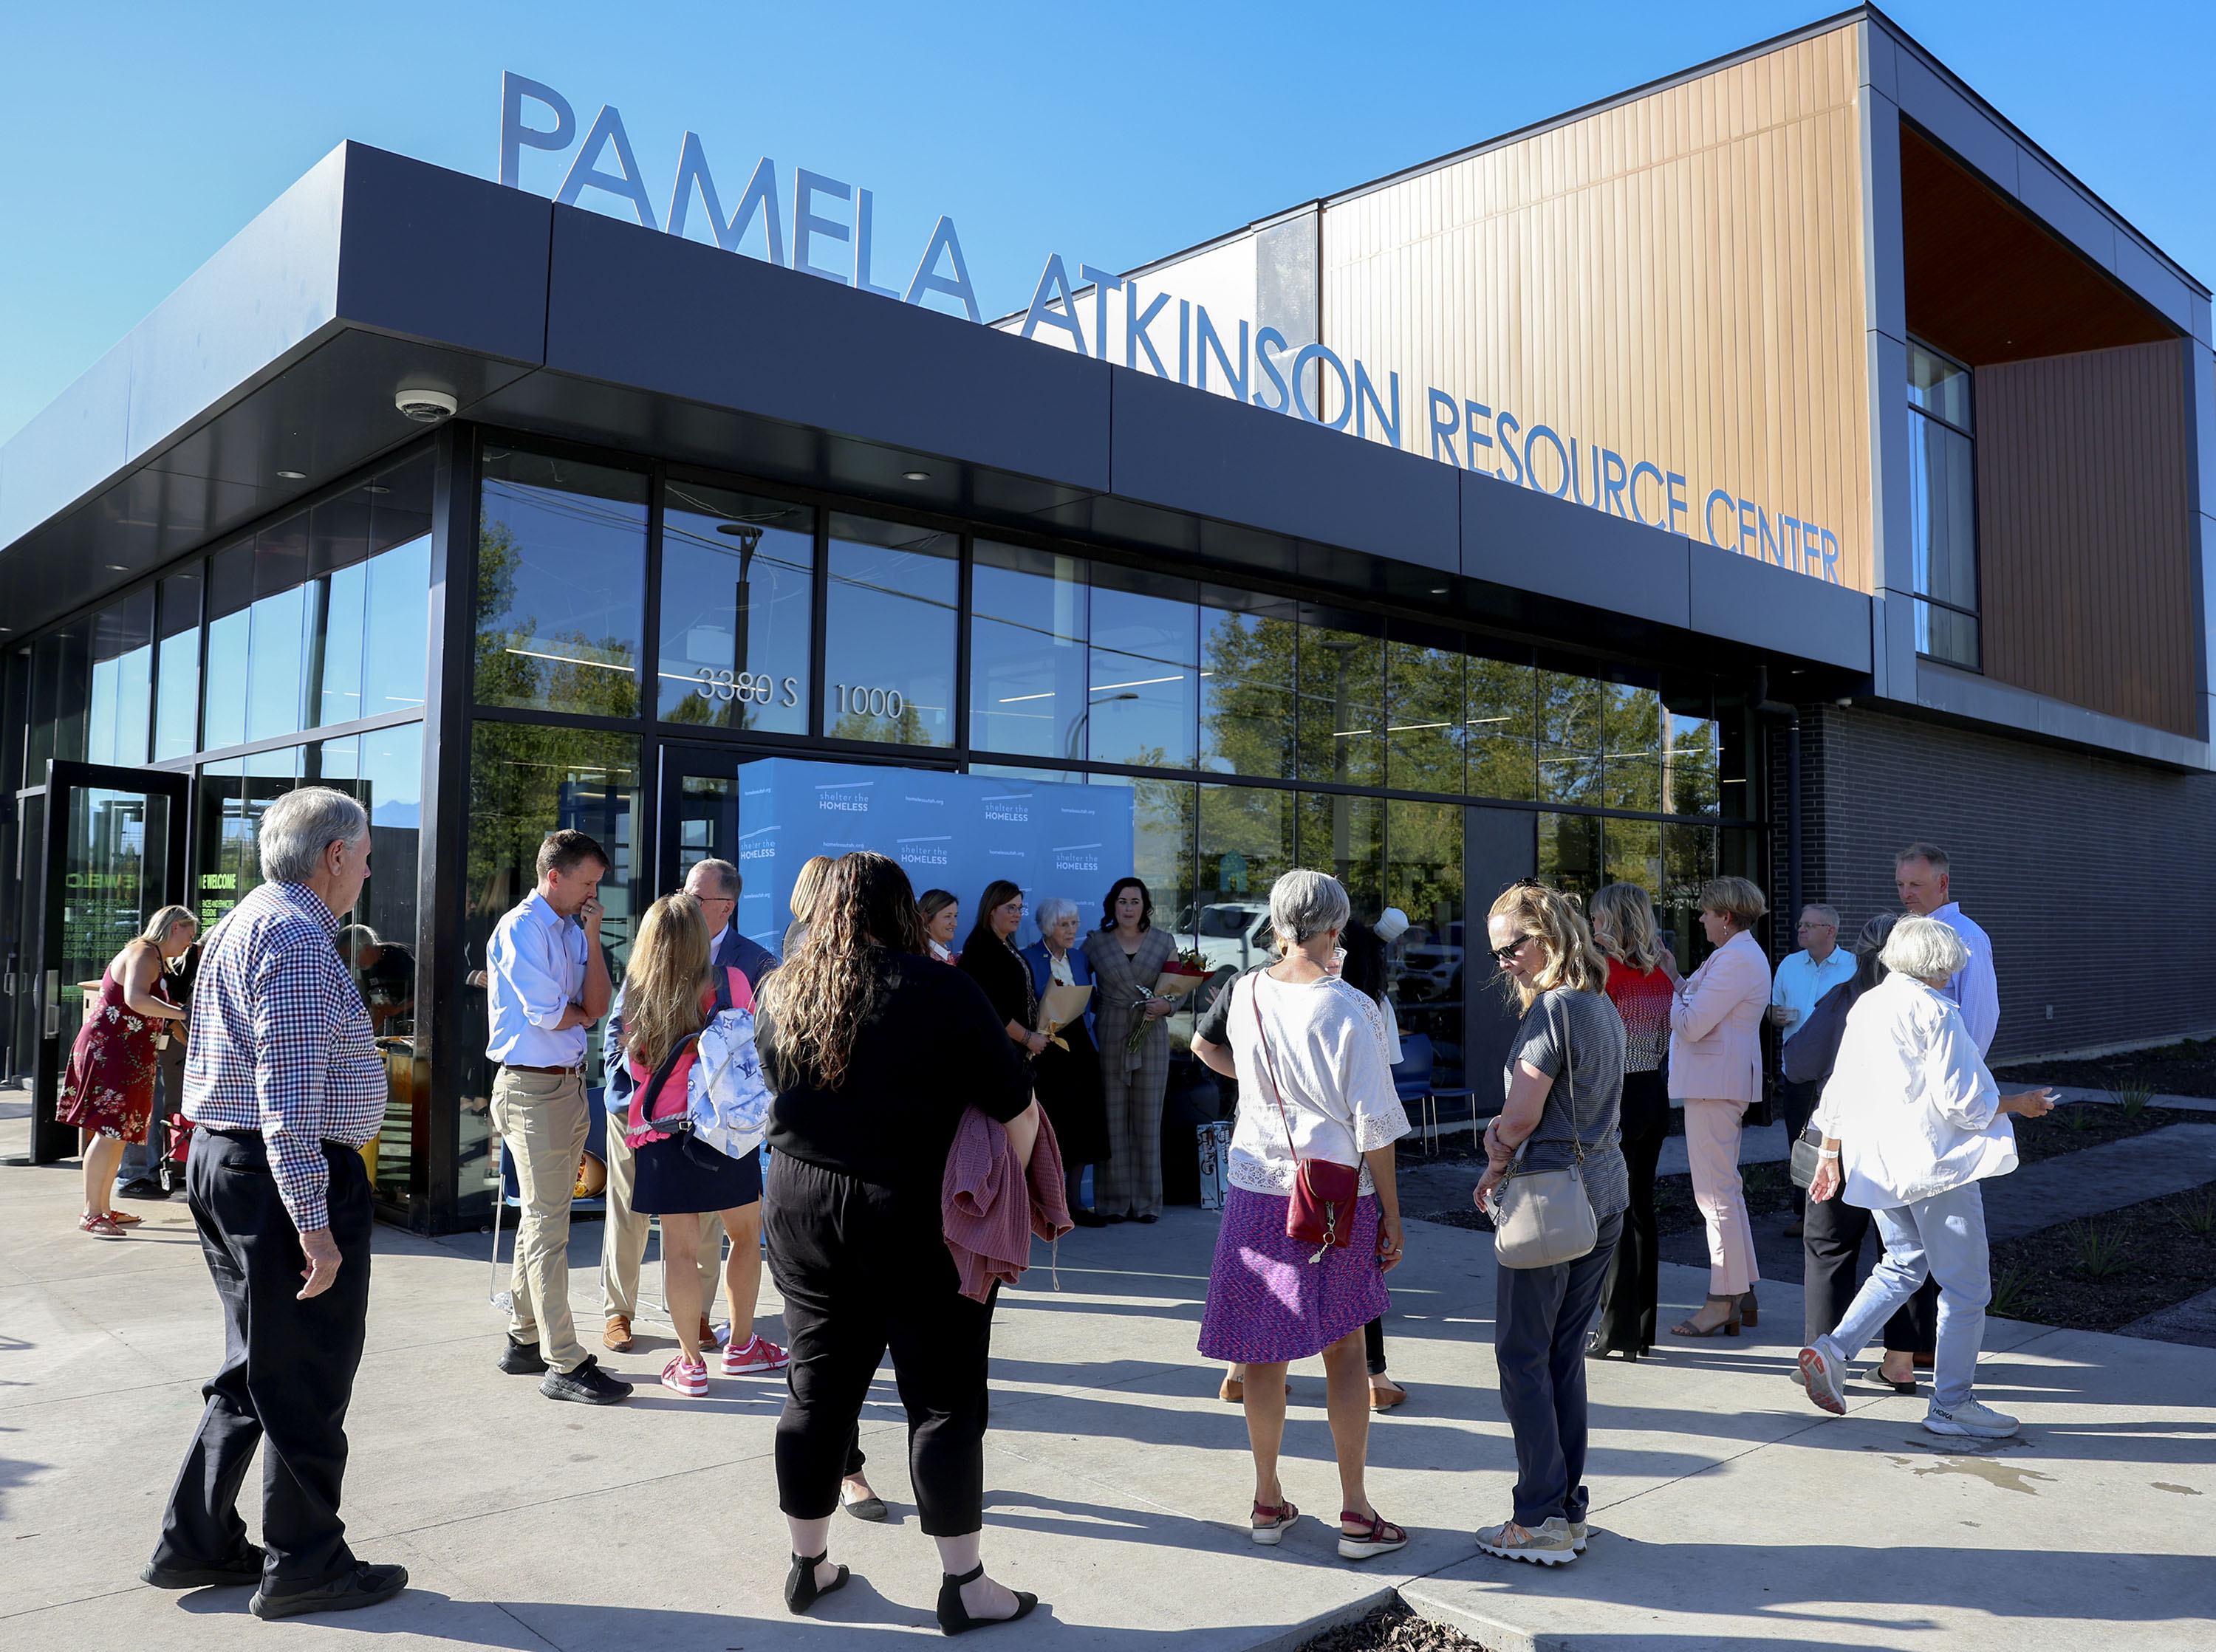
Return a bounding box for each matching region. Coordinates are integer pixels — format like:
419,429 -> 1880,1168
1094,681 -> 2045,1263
144,788 -> 406,1620
117,913 -> 200,1204
485,829 -> 629,1405
1769,905 -> 1856,1237
1665,877 -> 1773,1338
66,905 -> 196,1232
1084,877 -> 1177,1224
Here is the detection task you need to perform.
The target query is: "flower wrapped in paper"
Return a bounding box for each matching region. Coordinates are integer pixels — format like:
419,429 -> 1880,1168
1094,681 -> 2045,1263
1123,951 -> 1211,1055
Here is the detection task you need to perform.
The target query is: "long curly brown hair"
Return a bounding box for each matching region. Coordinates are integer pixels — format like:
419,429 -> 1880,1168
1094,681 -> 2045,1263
758,851 -> 926,1091
624,894 -> 711,1070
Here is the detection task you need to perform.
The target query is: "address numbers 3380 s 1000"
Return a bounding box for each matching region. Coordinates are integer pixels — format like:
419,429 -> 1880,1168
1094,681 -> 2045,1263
694,669 -> 799,705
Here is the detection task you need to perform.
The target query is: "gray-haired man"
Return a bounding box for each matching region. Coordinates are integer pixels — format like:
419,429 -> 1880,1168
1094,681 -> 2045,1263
145,787 -> 406,1620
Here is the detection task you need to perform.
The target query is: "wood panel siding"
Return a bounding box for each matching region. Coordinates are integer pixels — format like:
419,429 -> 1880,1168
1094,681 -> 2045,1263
1319,26 -> 1872,592
1977,340 -> 2198,737
1901,126 -> 2180,367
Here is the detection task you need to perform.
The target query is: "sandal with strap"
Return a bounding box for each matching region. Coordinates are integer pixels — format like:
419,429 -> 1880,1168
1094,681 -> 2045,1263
1338,1508 -> 1409,1561
104,1209 -> 143,1227
1250,1498 -> 1299,1546
935,1562 -> 1038,1635
1669,1293 -> 1743,1338
79,1213 -> 129,1240
783,1550 -> 848,1615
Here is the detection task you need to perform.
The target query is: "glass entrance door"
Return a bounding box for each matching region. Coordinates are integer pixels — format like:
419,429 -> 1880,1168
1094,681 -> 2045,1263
28,762 -> 188,1164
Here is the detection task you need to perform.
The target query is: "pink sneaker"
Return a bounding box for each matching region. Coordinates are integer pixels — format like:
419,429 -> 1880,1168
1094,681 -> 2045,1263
721,1334 -> 790,1376
660,1353 -> 708,1397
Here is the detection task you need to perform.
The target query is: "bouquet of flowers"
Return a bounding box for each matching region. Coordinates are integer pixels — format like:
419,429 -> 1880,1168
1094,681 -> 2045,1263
1125,950 -> 1211,1056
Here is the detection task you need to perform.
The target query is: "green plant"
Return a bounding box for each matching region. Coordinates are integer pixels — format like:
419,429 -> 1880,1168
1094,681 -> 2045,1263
2053,1103 -> 2097,1132
1989,1265 -> 2036,1320
1743,1162 -> 1782,1196
2115,1083 -> 2155,1120
2171,1188 -> 2216,1236
2072,1219 -> 2129,1278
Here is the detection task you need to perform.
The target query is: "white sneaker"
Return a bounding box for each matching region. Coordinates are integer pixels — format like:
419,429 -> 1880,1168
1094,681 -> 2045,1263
1566,1520 -> 1589,1552
1796,1341 -> 1847,1416
1475,1516 -> 1577,1565
1923,1398 -> 2019,1439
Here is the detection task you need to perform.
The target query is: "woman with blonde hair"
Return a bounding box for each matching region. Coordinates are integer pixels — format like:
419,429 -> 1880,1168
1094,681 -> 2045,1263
757,853 -> 1042,1630
1471,880 -> 1628,1564
782,855 -> 833,957
1665,875 -> 1773,1338
59,904 -> 196,1238
1585,883 -> 1674,1360
618,894 -> 781,1397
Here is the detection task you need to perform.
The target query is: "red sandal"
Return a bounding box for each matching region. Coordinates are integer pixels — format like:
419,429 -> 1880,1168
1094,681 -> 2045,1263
78,1213 -> 129,1240
104,1209 -> 143,1227
1250,1498 -> 1299,1546
1338,1508 -> 1409,1561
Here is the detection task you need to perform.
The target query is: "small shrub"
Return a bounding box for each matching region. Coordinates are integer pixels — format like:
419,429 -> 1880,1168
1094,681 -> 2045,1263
2053,1103 -> 2097,1132
2171,1188 -> 2216,1236
2115,1083 -> 2155,1120
1989,1265 -> 2036,1320
2072,1219 -> 2129,1278
1743,1162 -> 1782,1196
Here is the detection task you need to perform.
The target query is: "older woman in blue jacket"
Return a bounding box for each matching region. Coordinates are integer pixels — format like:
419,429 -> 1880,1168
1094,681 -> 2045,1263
1021,897 -> 1110,1225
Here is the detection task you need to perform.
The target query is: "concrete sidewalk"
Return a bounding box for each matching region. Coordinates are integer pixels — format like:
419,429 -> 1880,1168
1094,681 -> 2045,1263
2,1120 -> 2212,1651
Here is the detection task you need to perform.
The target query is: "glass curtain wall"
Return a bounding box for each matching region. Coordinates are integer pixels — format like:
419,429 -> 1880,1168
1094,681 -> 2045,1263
1908,340 -> 1980,669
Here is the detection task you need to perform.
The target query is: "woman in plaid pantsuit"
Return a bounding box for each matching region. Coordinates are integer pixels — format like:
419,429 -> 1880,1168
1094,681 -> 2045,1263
1084,879 -> 1177,1222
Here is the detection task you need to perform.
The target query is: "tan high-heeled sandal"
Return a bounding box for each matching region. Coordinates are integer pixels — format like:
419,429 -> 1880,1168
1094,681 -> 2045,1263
1669,1293 -> 1743,1337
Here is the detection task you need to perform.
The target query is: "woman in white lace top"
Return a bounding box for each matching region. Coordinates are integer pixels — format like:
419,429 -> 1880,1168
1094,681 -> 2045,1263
1191,869 -> 1411,1563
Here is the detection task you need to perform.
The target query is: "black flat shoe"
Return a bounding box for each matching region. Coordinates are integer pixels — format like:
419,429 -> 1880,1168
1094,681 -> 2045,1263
143,1544 -> 265,1588
1070,1209 -> 1107,1228
1135,1213 -> 1158,1224
249,1562 -> 408,1620
785,1551 -> 849,1614
498,1334 -> 547,1375
1103,1213 -> 1128,1224
937,1563 -> 1038,1635
117,1177 -> 170,1201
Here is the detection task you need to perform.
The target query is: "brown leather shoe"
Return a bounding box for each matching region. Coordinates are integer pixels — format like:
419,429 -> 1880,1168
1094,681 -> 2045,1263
603,1315 -> 634,1353
699,1316 -> 719,1351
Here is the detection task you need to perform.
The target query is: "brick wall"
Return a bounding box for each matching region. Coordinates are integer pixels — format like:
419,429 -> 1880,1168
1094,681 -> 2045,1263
1766,703 -> 2216,1064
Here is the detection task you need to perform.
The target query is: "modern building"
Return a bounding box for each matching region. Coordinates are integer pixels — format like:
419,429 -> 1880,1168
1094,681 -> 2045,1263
2,6 -> 2207,1230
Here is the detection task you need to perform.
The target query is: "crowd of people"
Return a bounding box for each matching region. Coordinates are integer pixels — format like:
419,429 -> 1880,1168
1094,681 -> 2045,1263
66,778 -> 2056,1620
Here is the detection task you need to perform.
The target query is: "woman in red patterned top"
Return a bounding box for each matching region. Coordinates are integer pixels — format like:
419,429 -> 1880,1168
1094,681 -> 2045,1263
1585,884 -> 1678,1358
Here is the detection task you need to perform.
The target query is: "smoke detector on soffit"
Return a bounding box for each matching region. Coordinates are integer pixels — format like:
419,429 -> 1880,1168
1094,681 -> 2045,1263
395,388 -> 458,423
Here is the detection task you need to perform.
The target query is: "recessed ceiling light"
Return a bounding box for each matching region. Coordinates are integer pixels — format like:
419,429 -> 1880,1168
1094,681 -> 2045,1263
364,484 -> 391,495
1429,586 -> 1448,594
277,470 -> 306,480
902,470 -> 931,481
105,563 -> 128,571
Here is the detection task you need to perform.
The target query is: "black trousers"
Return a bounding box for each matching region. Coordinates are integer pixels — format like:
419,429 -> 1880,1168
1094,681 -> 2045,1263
1592,1069 -> 1666,1355
1496,1213 -> 1623,1528
1802,1189 -> 1937,1354
152,1130 -> 372,1591
766,1154 -> 994,1537
1777,1078 -> 1823,1215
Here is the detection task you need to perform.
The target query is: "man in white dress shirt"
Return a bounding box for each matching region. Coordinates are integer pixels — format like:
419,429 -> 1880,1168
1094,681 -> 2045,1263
1895,843 -> 1998,1055
485,829 -> 629,1405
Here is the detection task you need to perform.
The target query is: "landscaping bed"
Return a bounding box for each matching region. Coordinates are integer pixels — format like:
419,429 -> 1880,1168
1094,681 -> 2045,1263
1998,1038 -> 2216,1101
1298,1598 -> 1485,1652
1988,1183 -> 2216,1331
2003,1099 -> 2197,1166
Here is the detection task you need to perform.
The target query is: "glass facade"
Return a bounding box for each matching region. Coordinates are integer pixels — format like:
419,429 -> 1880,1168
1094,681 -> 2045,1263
6,428 -> 1759,1229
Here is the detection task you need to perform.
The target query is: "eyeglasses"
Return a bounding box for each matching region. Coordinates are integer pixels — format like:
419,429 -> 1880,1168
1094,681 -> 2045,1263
1490,936 -> 1536,964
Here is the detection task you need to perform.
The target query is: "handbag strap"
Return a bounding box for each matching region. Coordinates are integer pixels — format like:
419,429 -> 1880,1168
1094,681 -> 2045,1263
1514,992 -> 1584,1171
1245,972 -> 1302,1165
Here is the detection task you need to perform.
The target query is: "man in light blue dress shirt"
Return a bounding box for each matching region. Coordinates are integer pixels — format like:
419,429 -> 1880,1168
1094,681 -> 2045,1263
485,829 -> 627,1405
1896,843 -> 2000,1056
1771,904 -> 1856,1229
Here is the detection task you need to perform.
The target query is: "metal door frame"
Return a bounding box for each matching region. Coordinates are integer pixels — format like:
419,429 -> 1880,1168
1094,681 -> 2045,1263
25,761 -> 190,1163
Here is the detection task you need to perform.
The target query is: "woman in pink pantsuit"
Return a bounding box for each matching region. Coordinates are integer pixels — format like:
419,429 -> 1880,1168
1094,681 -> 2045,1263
1666,877 -> 1773,1337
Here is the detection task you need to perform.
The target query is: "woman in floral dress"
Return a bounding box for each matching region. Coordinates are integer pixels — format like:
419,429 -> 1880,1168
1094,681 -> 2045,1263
59,905 -> 196,1238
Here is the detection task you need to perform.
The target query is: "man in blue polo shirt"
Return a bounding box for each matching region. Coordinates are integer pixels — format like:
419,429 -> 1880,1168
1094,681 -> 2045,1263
1770,903 -> 1855,1234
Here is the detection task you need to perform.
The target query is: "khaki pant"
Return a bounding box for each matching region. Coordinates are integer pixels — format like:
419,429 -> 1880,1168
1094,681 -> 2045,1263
491,1066 -> 589,1373
1684,1097 -> 1760,1297
598,1124 -> 722,1323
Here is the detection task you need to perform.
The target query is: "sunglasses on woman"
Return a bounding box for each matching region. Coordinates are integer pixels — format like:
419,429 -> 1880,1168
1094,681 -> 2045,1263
1491,935 -> 1536,964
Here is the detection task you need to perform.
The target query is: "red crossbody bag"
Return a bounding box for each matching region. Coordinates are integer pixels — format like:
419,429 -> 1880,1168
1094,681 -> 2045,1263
1247,974 -> 1361,1258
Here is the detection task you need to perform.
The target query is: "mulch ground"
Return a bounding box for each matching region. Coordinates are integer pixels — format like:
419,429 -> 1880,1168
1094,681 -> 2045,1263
1298,1599 -> 1488,1652
2003,1100 -> 2199,1166
1999,1038 -> 2216,1100
1988,1183 -> 2216,1331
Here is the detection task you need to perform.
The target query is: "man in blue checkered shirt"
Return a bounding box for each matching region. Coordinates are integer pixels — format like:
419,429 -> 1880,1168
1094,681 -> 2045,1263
144,787 -> 408,1622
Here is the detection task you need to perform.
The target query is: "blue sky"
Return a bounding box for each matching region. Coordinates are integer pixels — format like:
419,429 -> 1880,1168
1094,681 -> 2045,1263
2,0 -> 2209,445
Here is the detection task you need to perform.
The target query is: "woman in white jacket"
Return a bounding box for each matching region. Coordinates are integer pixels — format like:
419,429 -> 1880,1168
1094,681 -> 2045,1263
1796,916 -> 2053,1437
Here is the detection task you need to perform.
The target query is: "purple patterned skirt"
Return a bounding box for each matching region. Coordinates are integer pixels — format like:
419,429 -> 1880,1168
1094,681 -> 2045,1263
1197,1185 -> 1390,1364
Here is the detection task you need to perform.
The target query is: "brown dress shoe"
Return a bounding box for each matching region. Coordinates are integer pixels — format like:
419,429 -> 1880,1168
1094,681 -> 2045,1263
603,1315 -> 634,1353
700,1316 -> 719,1351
